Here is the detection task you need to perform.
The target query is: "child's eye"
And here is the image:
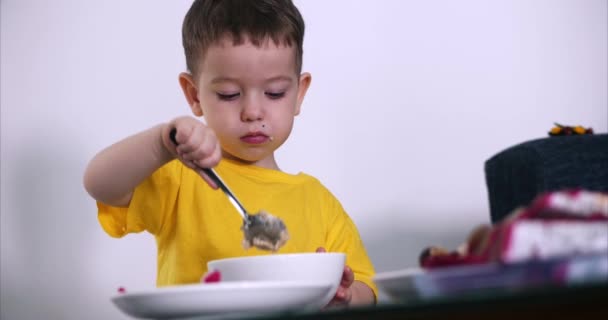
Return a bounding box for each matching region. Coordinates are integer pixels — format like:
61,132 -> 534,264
265,92 -> 285,99
217,92 -> 240,101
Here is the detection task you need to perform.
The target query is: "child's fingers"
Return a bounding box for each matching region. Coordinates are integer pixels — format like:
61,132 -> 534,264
335,286 -> 352,302
198,171 -> 219,189
176,126 -> 203,154
180,158 -> 200,172
172,121 -> 196,146
169,121 -> 220,191
194,141 -> 222,169
175,125 -> 219,168
335,287 -> 346,299
326,286 -> 351,308
192,131 -> 219,165
316,247 -> 326,253
187,124 -> 206,149
340,266 -> 354,287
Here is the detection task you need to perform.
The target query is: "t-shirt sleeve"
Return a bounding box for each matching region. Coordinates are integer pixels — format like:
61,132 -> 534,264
324,190 -> 379,300
97,160 -> 182,238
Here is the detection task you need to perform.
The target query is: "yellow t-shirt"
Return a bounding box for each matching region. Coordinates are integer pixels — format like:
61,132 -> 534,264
98,159 -> 377,296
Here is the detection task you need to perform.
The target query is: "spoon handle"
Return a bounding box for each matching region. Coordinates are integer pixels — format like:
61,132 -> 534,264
169,128 -> 248,220
202,168 -> 249,221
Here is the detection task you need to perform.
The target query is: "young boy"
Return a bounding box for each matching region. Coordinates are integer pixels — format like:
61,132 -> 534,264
83,0 -> 377,307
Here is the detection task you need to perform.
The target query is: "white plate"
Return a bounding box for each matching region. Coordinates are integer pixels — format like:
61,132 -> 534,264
374,254 -> 608,302
112,281 -> 332,319
373,267 -> 425,301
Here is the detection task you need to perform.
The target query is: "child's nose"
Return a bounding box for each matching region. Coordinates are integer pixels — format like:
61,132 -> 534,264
241,99 -> 264,122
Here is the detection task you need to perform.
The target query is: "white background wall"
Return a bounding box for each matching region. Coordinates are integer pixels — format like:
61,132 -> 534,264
1,0 -> 606,319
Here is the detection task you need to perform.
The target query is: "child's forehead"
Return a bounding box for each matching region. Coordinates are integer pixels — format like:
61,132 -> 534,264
197,34 -> 298,76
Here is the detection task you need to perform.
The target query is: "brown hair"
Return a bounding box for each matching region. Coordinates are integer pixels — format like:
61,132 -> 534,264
182,0 -> 305,76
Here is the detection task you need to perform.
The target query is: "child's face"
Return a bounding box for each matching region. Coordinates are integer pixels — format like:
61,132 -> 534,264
180,36 -> 311,169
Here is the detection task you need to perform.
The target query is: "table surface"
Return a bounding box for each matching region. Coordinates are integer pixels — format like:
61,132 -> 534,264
218,281 -> 608,320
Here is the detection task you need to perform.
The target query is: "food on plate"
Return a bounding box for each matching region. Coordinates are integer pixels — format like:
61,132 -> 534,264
419,190 -> 608,269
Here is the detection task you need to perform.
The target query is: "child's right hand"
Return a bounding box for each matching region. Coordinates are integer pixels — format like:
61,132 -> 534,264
162,116 -> 222,189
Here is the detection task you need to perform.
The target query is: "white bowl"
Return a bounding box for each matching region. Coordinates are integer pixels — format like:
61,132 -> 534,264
208,253 -> 345,308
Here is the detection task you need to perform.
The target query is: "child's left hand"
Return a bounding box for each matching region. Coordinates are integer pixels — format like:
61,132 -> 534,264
316,247 -> 354,307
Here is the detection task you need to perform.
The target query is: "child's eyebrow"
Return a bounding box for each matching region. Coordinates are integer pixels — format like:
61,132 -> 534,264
210,77 -> 239,84
210,76 -> 293,84
265,75 -> 293,83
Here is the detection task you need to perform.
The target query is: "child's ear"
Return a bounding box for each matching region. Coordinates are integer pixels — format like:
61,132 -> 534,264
178,72 -> 203,117
294,72 -> 311,116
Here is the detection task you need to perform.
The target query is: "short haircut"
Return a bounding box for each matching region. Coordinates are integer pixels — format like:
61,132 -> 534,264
182,0 -> 305,76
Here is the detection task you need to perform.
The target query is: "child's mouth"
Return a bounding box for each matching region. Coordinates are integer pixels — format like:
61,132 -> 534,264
240,133 -> 270,144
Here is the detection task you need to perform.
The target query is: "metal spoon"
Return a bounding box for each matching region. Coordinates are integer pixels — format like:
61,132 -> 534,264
169,129 -> 289,251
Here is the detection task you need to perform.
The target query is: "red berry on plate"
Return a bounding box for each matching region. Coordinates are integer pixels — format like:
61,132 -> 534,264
118,287 -> 126,294
203,270 -> 222,283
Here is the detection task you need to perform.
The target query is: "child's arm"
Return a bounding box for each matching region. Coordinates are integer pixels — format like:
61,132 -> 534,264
83,116 -> 221,207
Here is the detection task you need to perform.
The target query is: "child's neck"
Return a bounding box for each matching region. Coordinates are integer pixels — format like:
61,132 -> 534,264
221,152 -> 281,171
